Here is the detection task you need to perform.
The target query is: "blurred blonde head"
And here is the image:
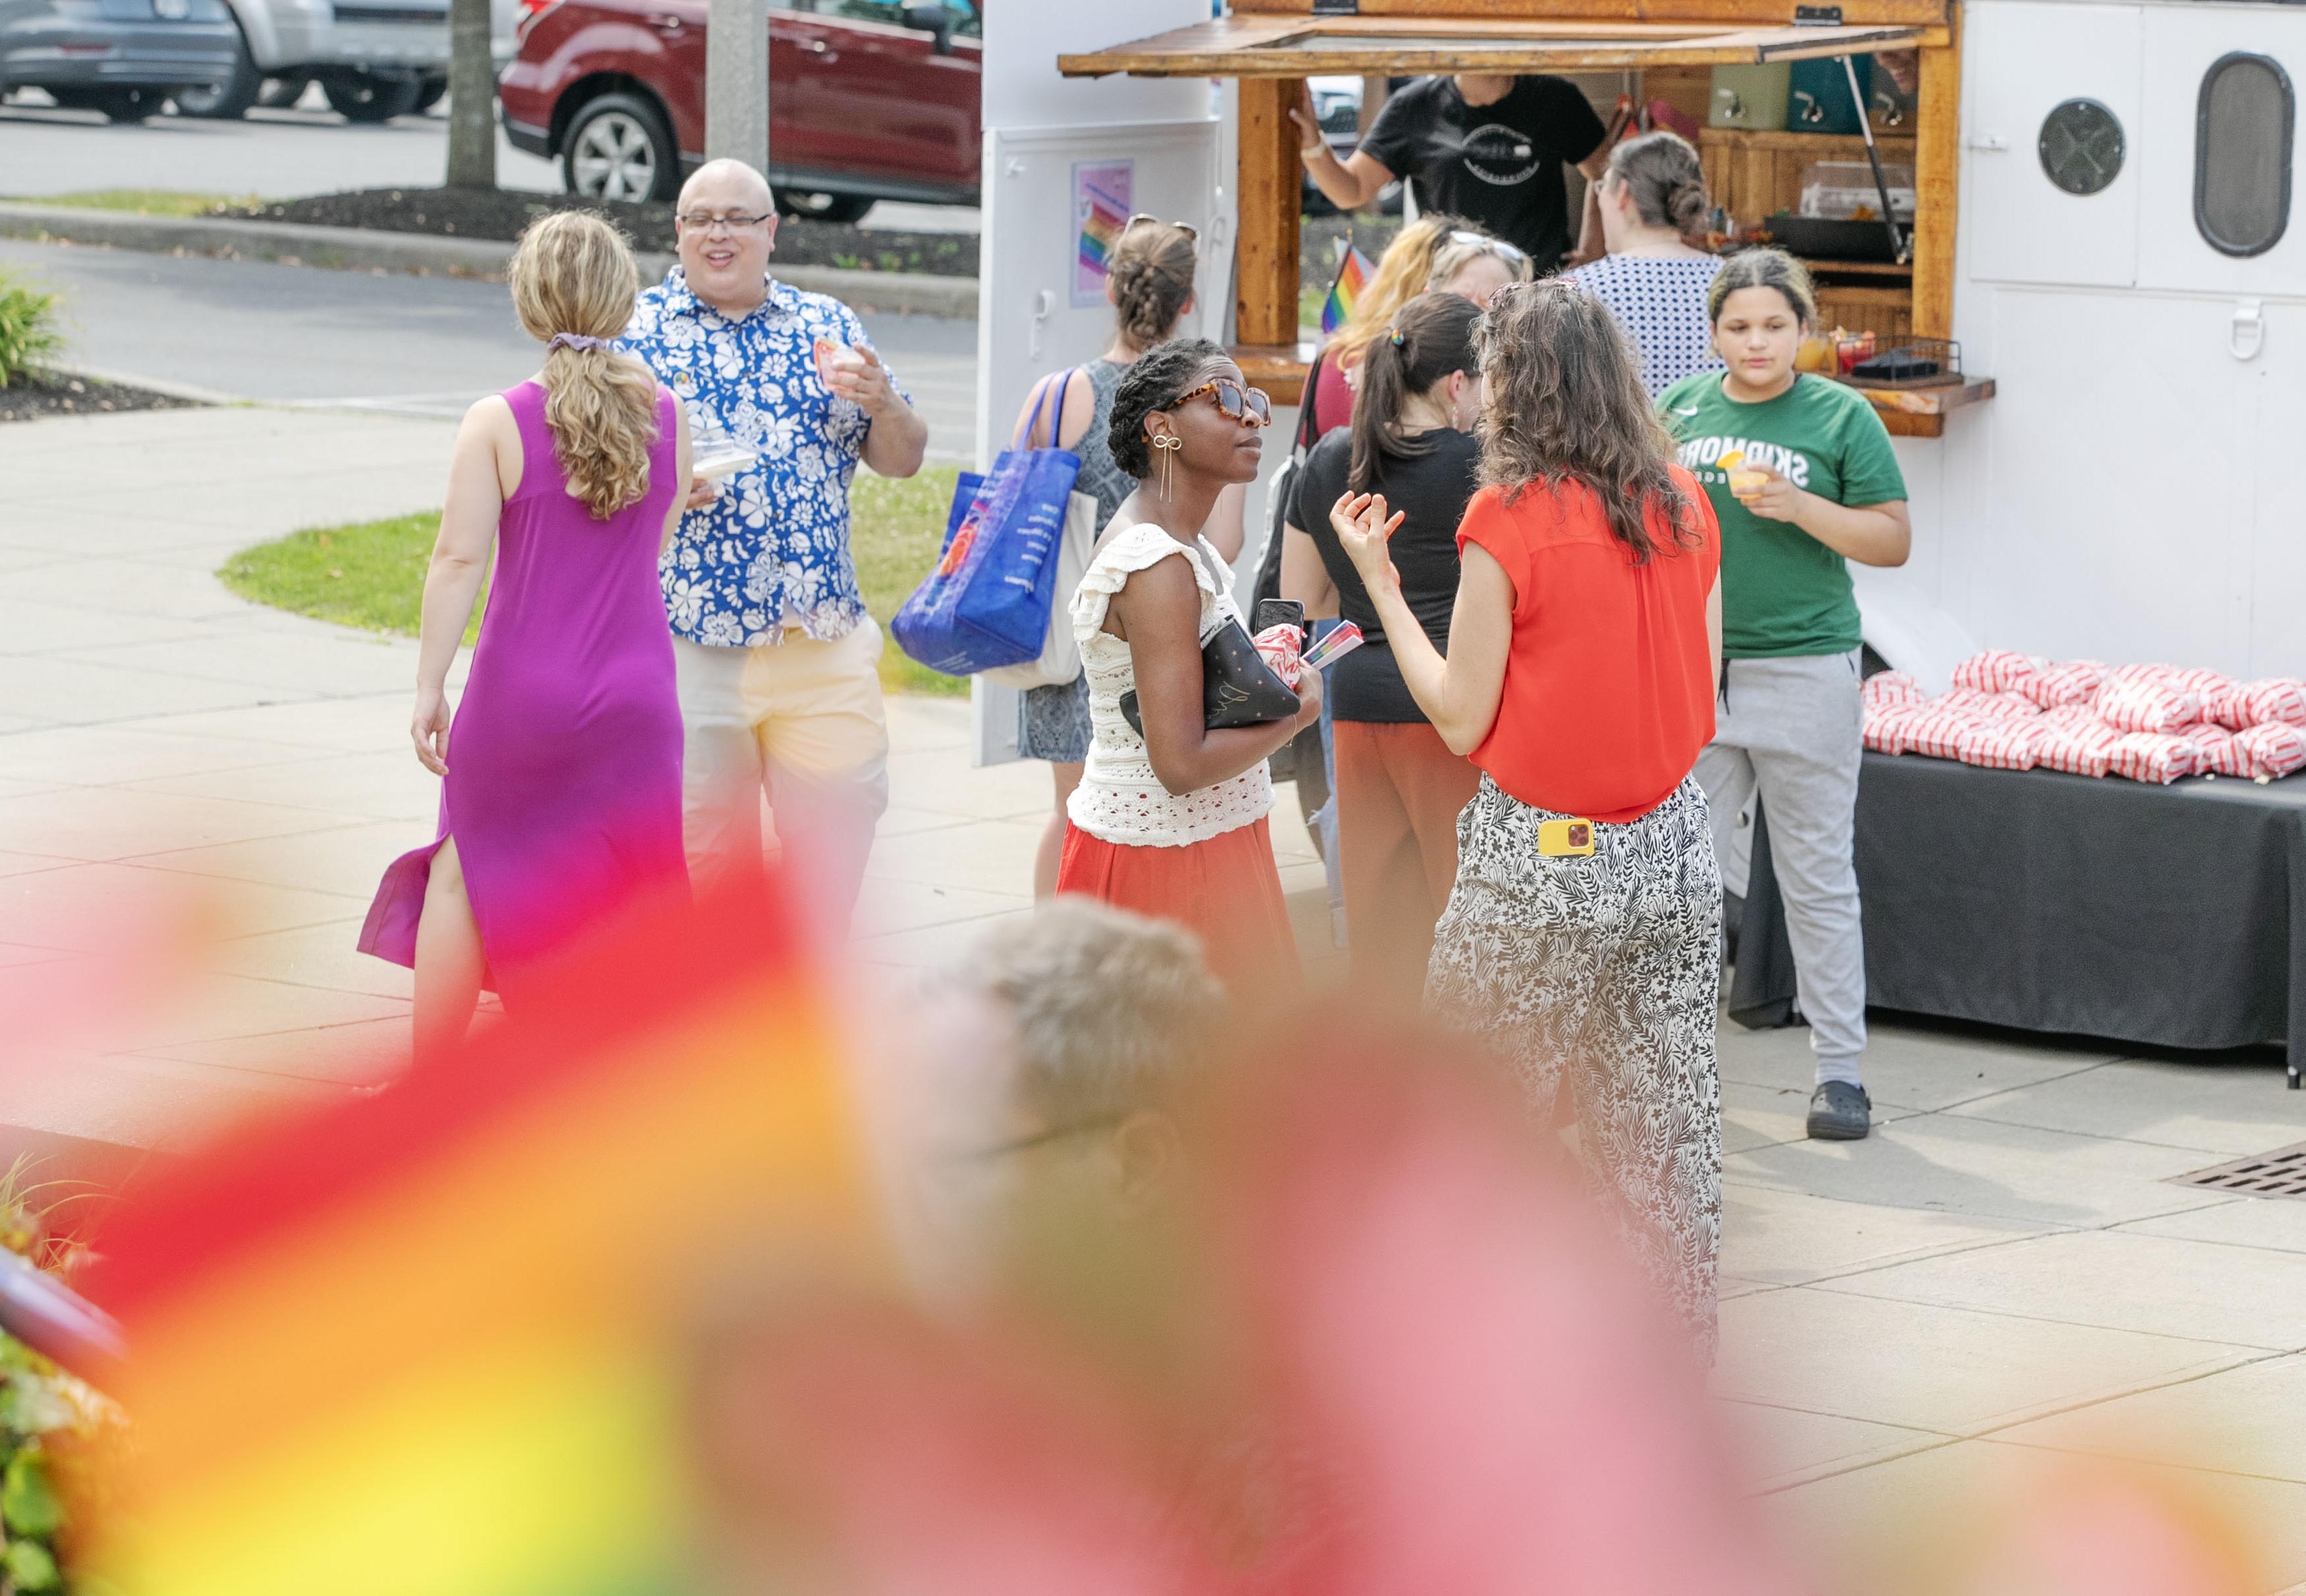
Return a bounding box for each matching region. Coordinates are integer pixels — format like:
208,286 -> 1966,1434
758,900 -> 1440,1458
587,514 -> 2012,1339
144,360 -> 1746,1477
1423,224 -> 1532,308
508,210 -> 661,519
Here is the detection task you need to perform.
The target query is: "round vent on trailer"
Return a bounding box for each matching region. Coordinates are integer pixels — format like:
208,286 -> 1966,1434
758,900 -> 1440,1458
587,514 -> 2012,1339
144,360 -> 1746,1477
2038,98 -> 2125,196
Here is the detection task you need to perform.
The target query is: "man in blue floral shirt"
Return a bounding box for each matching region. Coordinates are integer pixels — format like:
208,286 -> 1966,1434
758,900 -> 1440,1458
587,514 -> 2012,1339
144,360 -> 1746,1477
619,158 -> 929,930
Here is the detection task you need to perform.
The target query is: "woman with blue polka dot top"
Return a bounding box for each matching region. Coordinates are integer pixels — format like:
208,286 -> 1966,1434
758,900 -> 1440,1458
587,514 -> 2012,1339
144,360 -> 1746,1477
1563,132 -> 1724,398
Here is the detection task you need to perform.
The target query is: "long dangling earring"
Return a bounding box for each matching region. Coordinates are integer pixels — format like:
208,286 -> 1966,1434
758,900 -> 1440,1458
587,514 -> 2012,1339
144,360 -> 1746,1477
1154,433 -> 1182,500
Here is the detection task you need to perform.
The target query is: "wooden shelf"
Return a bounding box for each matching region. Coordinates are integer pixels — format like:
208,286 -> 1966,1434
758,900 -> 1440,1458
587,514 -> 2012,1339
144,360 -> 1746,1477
1232,343 -> 1310,408
1845,376 -> 1995,437
1795,257 -> 1913,278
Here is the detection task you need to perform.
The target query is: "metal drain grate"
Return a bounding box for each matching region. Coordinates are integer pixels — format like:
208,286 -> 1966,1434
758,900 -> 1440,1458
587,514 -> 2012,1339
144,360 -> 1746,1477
2171,1142 -> 2306,1200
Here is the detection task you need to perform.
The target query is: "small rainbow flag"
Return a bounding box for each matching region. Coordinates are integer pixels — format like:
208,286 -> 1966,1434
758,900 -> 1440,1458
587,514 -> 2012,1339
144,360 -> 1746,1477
80,888 -> 881,1596
1321,243 -> 1374,336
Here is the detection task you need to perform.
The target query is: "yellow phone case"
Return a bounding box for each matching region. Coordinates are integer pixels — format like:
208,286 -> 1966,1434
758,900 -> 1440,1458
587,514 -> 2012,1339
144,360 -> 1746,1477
1538,817 -> 1596,856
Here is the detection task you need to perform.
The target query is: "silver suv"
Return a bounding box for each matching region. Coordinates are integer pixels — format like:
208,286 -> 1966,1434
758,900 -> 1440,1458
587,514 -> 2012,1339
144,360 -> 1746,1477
175,0 -> 513,122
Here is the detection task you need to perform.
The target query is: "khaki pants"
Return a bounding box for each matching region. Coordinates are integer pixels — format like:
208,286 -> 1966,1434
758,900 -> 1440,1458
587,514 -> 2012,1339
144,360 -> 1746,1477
674,623 -> 889,935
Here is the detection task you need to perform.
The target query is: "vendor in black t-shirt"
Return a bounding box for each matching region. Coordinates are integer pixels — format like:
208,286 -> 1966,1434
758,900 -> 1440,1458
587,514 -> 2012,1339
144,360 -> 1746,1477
1294,75 -> 1610,276
1278,292 -> 1485,1003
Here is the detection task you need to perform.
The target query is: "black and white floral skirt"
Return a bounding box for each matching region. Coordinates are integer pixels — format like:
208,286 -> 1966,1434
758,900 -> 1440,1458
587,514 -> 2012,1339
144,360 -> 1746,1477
1426,774 -> 1724,1360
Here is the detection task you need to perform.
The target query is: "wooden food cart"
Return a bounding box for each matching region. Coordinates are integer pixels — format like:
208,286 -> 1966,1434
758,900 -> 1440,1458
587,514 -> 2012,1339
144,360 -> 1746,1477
1057,0 -> 1992,438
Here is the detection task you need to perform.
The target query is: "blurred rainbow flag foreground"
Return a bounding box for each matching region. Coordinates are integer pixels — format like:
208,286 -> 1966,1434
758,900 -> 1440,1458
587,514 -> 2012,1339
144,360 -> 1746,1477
1320,244 -> 1373,336
78,887 -> 879,1596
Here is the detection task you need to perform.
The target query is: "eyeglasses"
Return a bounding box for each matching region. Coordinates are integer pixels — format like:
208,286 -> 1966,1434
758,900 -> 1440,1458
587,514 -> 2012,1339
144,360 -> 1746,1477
1450,228 -> 1527,261
675,210 -> 774,235
1123,212 -> 1200,244
1161,378 -> 1271,427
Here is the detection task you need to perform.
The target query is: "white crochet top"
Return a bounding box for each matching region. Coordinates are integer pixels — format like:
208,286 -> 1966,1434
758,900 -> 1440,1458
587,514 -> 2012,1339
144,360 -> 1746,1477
1066,519 -> 1275,848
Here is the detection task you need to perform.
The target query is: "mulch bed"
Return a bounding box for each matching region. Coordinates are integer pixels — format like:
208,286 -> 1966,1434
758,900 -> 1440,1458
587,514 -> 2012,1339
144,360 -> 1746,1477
208,188 -> 981,277
0,372 -> 199,423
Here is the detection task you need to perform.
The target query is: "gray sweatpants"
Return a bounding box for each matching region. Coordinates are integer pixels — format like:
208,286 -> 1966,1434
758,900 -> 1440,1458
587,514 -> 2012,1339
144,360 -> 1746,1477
1695,651 -> 1867,1083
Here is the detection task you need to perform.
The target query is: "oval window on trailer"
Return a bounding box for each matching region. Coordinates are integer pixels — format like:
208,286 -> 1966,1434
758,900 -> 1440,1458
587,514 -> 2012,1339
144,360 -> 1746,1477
2195,51 -> 2294,258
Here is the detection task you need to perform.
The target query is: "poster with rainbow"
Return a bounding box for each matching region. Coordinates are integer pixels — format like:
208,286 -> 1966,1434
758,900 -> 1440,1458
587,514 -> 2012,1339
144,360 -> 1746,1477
1072,160 -> 1133,307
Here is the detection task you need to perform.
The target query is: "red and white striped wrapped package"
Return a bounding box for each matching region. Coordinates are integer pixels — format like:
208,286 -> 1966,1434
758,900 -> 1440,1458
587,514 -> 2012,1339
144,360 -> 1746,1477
2231,678 -> 2306,729
2018,658 -> 2106,709
2172,668 -> 2236,719
2095,674 -> 2202,734
1863,703 -> 1925,755
2184,722 -> 2250,777
1939,687 -> 2041,724
1951,650 -> 2047,693
1900,706 -> 1986,761
2236,721 -> 2306,780
1861,670 -> 1926,713
1955,717 -> 2045,771
2107,732 -> 2200,784
2036,718 -> 2123,777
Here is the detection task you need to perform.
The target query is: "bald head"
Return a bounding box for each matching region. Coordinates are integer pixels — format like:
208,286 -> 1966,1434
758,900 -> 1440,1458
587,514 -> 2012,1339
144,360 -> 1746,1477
679,158 -> 774,214
674,159 -> 779,318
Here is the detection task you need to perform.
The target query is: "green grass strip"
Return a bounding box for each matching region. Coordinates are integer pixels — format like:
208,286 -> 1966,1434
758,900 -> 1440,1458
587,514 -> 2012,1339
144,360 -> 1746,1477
216,466 -> 969,696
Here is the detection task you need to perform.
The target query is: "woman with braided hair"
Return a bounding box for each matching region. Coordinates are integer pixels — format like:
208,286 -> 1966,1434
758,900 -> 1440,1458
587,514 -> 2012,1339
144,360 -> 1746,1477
1006,216 -> 1247,899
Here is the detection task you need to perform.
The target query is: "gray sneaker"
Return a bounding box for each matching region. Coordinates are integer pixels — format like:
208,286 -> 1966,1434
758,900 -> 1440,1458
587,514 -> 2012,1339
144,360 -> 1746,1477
1807,1081 -> 1871,1141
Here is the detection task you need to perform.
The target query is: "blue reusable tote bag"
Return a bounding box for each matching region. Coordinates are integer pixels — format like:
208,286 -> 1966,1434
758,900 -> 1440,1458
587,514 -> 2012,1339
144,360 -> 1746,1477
892,373 -> 1084,678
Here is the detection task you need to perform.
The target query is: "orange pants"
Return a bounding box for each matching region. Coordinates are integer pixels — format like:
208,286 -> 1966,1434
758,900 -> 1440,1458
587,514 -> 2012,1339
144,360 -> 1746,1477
1333,719 -> 1482,1004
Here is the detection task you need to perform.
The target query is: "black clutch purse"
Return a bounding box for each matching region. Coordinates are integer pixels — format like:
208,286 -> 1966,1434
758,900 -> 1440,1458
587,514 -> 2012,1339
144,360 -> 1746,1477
1120,616 -> 1301,735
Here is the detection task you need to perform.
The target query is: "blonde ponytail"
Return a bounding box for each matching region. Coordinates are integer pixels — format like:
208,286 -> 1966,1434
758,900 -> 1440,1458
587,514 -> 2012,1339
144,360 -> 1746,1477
508,212 -> 660,520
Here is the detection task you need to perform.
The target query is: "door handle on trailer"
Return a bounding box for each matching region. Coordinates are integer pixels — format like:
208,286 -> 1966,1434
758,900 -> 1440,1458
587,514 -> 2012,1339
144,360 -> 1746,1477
1967,132 -> 2010,151
2231,299 -> 2266,361
646,12 -> 681,29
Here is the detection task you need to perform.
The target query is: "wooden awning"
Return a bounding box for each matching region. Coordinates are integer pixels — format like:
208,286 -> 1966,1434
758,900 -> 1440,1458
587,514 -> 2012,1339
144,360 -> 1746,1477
1057,15 -> 1941,79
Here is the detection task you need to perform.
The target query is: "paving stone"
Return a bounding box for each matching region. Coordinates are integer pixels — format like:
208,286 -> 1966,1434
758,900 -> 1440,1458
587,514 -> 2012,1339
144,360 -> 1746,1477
1948,1056 -> 2306,1157
1815,1229 -> 2306,1352
1994,1351 -> 2306,1484
1719,1012 -> 2117,1112
1726,1109 -> 2217,1229
1715,1286 -> 2258,1435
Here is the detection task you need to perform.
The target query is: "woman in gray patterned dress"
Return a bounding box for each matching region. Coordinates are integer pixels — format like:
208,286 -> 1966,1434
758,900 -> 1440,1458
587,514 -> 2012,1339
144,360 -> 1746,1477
1327,280 -> 1728,1359
1008,217 -> 1246,897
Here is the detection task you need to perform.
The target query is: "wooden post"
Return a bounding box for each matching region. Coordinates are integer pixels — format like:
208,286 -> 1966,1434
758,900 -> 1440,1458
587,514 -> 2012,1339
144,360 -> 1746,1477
1910,12 -> 1961,340
1236,77 -> 1303,349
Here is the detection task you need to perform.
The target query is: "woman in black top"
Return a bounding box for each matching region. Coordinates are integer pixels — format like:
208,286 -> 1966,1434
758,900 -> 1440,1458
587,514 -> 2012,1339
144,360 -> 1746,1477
1294,75 -> 1610,274
1281,292 -> 1484,1002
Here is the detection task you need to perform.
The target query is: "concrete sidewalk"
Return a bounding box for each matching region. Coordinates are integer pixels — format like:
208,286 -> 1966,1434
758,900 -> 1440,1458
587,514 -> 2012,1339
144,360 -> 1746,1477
6,405 -> 2306,1587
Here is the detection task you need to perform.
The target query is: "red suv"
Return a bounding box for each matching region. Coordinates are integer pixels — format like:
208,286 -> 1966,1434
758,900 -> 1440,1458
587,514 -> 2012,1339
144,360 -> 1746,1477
500,0 -> 980,221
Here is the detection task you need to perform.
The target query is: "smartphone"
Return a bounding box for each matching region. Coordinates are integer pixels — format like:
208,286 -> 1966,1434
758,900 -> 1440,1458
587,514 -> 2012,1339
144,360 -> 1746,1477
1254,598 -> 1306,637
812,337 -> 842,387
1537,818 -> 1597,857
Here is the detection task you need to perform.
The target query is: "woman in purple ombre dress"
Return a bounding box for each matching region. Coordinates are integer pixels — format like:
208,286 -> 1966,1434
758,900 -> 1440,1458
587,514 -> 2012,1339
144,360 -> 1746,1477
361,212 -> 693,1059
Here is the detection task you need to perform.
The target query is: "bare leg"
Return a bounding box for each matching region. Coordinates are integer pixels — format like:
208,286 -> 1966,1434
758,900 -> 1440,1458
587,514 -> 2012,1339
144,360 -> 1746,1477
413,836 -> 484,1063
1034,761 -> 1085,900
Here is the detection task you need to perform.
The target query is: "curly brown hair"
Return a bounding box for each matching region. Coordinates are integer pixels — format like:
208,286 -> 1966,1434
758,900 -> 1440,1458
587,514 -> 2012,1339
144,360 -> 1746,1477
1474,279 -> 1701,564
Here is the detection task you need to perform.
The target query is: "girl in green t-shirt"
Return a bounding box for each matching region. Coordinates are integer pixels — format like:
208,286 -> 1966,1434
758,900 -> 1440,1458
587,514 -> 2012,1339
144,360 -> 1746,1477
1659,249 -> 1911,1144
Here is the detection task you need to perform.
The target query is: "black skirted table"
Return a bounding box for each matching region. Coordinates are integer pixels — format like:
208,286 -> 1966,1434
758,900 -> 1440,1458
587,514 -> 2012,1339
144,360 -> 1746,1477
1730,753 -> 2306,1085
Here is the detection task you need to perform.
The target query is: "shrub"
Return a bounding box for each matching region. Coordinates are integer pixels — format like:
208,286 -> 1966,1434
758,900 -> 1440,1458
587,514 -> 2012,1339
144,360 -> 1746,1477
0,273 -> 64,390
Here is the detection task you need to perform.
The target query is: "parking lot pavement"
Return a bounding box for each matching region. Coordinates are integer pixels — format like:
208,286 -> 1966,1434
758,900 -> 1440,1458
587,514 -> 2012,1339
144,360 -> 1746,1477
0,96 -> 562,200
0,91 -> 981,234
0,236 -> 980,455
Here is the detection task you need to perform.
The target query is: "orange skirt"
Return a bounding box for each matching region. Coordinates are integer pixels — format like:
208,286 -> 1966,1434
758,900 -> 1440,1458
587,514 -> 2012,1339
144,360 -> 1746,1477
1056,817 -> 1300,997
